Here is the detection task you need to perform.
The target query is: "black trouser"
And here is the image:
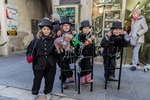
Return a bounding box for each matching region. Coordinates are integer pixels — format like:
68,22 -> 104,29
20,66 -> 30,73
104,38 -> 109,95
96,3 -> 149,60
59,59 -> 73,82
80,58 -> 92,77
56,53 -> 73,82
32,61 -> 56,95
103,55 -> 116,79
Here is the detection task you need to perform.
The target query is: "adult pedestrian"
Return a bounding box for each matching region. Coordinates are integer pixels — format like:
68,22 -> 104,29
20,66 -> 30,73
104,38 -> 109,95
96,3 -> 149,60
51,13 -> 61,36
129,8 -> 148,71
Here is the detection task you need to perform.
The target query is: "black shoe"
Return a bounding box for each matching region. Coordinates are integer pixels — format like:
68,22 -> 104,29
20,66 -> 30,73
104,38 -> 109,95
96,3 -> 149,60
131,66 -> 136,71
130,63 -> 139,66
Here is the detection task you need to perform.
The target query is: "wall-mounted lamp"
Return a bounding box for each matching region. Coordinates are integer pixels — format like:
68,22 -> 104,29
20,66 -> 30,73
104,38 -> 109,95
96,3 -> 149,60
128,13 -> 132,17
128,1 -> 140,17
135,2 -> 140,8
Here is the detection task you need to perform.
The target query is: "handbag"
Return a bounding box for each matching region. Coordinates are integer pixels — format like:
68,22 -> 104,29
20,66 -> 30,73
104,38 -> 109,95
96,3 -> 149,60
130,36 -> 138,46
31,38 -> 38,56
130,24 -> 143,46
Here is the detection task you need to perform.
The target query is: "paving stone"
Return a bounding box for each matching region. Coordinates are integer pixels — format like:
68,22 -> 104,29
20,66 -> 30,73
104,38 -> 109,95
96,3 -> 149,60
0,85 -> 7,90
0,53 -> 150,100
0,87 -> 26,98
59,98 -> 77,100
16,90 -> 34,100
0,96 -> 16,100
53,93 -> 67,97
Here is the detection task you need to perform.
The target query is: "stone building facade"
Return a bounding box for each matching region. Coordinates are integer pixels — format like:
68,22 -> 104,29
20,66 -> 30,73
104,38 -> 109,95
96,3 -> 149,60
0,0 -> 93,55
0,0 -> 50,55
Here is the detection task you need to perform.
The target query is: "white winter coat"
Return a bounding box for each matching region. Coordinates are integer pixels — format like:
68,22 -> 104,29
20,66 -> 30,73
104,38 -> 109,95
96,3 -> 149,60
129,15 -> 148,44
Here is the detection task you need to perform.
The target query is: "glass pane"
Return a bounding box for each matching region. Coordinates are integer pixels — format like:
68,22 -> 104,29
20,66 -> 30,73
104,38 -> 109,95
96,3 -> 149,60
56,7 -> 76,30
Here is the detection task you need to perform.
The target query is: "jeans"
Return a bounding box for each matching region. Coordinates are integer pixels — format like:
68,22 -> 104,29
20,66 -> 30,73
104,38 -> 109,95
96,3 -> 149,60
132,43 -> 142,67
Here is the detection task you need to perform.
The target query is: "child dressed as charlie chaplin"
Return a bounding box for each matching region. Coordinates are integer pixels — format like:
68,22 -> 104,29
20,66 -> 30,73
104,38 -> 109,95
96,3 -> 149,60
26,18 -> 56,100
78,20 -> 96,84
100,22 -> 129,80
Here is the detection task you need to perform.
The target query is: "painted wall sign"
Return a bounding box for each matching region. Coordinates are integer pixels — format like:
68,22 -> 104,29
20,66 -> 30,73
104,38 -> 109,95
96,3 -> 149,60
6,3 -> 18,36
6,8 -> 18,20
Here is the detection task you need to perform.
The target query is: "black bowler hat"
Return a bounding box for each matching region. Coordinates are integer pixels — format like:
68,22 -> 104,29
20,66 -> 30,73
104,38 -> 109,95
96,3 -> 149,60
59,17 -> 72,26
39,19 -> 53,30
110,22 -> 122,30
79,20 -> 92,30
52,25 -> 60,33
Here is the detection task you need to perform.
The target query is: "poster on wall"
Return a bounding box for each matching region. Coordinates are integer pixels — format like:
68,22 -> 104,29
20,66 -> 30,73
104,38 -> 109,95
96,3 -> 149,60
6,3 -> 18,36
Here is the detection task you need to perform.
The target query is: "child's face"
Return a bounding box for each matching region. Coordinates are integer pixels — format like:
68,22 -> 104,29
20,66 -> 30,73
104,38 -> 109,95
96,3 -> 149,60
132,12 -> 139,18
113,29 -> 121,36
51,18 -> 55,22
57,30 -> 61,36
82,27 -> 91,34
62,24 -> 70,32
42,26 -> 51,36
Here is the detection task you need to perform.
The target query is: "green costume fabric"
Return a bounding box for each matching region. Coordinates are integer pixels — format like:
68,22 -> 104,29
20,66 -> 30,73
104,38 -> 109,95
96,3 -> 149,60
72,33 -> 79,47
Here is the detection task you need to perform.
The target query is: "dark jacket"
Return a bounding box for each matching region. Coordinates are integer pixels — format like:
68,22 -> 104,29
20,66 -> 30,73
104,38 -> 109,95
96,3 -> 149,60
78,32 -> 95,56
100,32 -> 129,58
52,21 -> 60,34
26,34 -> 57,70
